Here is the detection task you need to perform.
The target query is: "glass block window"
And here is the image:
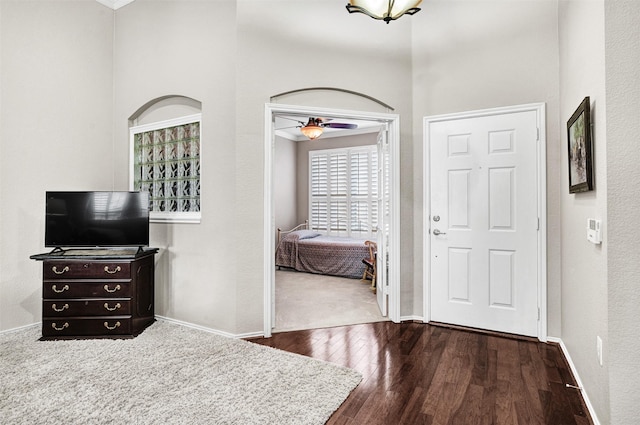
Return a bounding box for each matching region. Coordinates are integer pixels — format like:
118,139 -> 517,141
130,114 -> 201,223
309,146 -> 378,238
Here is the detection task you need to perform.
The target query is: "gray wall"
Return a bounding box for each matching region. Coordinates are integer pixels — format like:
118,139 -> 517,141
274,136 -> 297,237
2,0 -> 639,420
235,0 -> 415,327
605,1 -> 640,422
112,0 -> 239,332
559,1 -> 609,422
0,0 -> 114,329
411,0 -> 562,331
0,0 -> 562,345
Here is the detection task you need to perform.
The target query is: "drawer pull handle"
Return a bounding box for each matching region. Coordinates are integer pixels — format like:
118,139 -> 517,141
104,302 -> 121,312
104,321 -> 121,330
104,266 -> 121,274
52,284 -> 69,293
103,284 -> 121,293
52,266 -> 70,275
52,303 -> 69,312
51,322 -> 69,331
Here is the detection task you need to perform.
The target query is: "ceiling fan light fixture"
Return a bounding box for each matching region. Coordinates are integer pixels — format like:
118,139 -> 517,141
346,0 -> 422,24
300,124 -> 324,140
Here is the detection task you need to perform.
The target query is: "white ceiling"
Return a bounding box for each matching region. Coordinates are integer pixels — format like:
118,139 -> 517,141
274,114 -> 383,142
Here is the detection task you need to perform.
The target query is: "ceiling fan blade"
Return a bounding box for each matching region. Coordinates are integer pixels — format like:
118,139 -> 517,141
323,122 -> 358,129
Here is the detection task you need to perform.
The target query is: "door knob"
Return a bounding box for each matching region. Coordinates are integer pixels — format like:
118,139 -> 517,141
432,229 -> 447,236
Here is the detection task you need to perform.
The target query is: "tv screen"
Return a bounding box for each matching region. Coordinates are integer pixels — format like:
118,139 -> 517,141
45,191 -> 149,248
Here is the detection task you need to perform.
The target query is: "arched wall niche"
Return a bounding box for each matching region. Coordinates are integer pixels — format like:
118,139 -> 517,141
270,87 -> 395,113
129,95 -> 202,126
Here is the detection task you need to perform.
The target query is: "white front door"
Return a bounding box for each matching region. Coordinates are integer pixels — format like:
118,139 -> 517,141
426,106 -> 544,337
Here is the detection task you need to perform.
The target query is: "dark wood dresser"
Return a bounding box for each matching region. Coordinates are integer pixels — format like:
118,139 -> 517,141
31,249 -> 157,340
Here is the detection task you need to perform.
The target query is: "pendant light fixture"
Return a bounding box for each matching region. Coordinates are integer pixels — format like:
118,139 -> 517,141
299,118 -> 324,140
346,0 -> 422,24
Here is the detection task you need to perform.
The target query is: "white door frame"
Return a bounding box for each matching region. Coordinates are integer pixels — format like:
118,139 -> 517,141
264,103 -> 401,337
422,103 -> 547,341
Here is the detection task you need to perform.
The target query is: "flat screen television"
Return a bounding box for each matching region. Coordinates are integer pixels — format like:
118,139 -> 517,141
45,191 -> 149,249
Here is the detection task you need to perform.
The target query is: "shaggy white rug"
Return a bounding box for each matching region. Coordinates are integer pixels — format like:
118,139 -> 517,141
0,321 -> 361,425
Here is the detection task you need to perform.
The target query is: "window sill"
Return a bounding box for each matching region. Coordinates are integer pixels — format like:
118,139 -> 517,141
150,212 -> 201,224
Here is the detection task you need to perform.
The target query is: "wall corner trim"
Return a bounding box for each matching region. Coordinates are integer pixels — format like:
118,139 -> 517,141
95,0 -> 136,10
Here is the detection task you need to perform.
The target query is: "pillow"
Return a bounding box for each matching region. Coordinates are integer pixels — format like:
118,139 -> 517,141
295,229 -> 321,240
283,229 -> 321,241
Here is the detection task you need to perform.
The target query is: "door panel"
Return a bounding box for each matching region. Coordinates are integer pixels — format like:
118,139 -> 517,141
448,248 -> 471,302
429,110 -> 539,337
489,249 -> 515,307
448,169 -> 471,228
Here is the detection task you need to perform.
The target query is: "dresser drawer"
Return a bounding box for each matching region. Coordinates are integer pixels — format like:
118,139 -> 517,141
43,299 -> 131,317
43,261 -> 131,279
42,317 -> 132,338
43,282 -> 131,298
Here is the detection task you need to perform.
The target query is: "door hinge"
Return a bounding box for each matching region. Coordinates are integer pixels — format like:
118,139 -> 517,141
538,308 -> 541,320
536,127 -> 540,141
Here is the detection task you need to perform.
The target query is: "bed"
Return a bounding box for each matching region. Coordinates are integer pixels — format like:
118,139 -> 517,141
275,222 -> 369,279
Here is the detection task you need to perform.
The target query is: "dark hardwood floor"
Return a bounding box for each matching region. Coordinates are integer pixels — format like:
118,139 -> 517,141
250,321 -> 593,425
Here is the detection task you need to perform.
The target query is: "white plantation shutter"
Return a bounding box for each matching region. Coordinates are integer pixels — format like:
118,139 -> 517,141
329,152 -> 348,236
309,146 -> 377,238
330,153 -> 348,196
350,150 -> 378,237
310,155 -> 328,230
310,201 -> 327,231
330,200 -> 348,234
310,155 -> 328,197
350,151 -> 368,195
350,200 -> 369,234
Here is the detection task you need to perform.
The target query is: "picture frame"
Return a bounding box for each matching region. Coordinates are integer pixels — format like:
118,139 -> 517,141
567,96 -> 593,193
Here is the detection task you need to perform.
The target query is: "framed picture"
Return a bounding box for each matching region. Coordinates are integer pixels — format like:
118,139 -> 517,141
567,96 -> 593,193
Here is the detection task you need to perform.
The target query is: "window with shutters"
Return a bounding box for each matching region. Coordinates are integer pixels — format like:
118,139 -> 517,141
309,146 -> 378,238
130,114 -> 201,223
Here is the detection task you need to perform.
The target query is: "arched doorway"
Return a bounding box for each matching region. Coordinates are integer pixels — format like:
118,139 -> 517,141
263,102 -> 401,337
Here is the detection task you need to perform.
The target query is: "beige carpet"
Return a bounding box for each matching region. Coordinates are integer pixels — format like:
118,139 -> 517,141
275,269 -> 388,332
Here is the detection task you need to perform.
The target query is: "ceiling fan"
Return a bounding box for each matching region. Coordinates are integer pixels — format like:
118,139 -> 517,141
278,117 -> 358,140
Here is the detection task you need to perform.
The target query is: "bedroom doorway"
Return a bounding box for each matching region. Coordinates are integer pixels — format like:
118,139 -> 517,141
263,103 -> 401,337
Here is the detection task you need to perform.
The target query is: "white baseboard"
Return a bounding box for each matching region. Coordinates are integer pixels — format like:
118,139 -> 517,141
0,322 -> 40,336
154,315 -> 263,339
547,337 -> 601,425
399,315 -> 425,322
